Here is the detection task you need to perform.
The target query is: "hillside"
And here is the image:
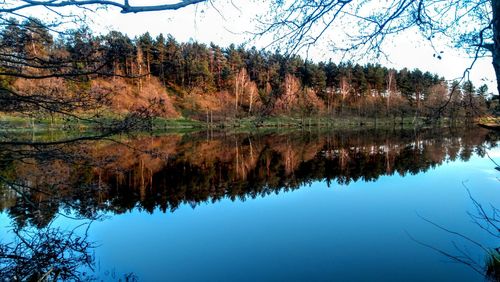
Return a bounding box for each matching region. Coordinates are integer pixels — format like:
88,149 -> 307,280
0,19 -> 497,125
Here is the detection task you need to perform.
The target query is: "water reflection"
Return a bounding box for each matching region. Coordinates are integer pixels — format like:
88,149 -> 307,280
0,223 -> 95,280
0,127 -> 497,228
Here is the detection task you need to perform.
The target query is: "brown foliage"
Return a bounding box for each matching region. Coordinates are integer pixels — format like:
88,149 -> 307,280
93,77 -> 179,118
12,77 -> 109,115
273,74 -> 300,114
273,74 -> 325,115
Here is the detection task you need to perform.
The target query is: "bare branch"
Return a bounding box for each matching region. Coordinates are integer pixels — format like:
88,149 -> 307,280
0,0 -> 206,14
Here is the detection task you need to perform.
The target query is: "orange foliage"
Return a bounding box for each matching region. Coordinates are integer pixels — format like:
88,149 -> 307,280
272,74 -> 325,115
92,77 -> 179,118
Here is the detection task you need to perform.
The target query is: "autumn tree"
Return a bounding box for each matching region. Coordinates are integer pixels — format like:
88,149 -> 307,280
0,0 -> 207,122
262,0 -> 499,108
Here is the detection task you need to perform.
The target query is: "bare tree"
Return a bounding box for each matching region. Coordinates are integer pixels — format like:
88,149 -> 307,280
0,223 -> 95,281
409,186 -> 500,282
0,0 -> 207,140
0,0 -> 206,14
260,0 -> 499,97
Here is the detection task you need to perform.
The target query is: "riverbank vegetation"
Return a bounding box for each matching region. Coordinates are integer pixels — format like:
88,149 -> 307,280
1,18 -> 498,129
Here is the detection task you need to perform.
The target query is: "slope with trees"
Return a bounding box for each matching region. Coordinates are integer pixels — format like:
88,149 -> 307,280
0,1 -> 498,128
0,21 -> 494,126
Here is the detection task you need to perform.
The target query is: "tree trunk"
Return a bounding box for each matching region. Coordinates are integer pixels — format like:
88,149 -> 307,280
147,54 -> 151,80
249,87 -> 253,114
235,74 -> 239,112
493,0 -> 500,97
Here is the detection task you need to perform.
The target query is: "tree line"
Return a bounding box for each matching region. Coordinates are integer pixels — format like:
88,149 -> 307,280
0,18 -> 497,123
0,128 -> 496,228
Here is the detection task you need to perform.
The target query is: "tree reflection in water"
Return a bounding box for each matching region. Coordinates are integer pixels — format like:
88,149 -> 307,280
0,223 -> 95,281
0,127 -> 498,280
409,186 -> 500,282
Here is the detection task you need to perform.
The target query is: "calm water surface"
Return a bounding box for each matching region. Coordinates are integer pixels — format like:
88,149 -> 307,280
1,128 -> 499,281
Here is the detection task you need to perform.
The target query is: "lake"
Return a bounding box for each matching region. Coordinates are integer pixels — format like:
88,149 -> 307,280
1,127 -> 499,281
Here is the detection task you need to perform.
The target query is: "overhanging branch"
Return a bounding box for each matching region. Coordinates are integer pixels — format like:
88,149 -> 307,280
0,0 -> 207,14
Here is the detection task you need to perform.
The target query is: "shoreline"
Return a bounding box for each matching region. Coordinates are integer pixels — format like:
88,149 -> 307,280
0,113 -> 491,132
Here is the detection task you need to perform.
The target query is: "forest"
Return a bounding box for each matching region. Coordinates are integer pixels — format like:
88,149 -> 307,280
1,1 -> 500,281
0,18 -> 497,126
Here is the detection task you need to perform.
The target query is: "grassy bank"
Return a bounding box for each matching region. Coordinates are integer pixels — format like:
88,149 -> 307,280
216,116 -> 424,129
0,114 -> 203,130
0,113 -> 480,133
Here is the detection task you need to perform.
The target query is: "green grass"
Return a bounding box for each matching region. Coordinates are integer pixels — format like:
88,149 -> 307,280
486,250 -> 500,281
479,116 -> 500,125
152,117 -> 204,129
205,115 -> 430,130
0,112 -> 468,133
